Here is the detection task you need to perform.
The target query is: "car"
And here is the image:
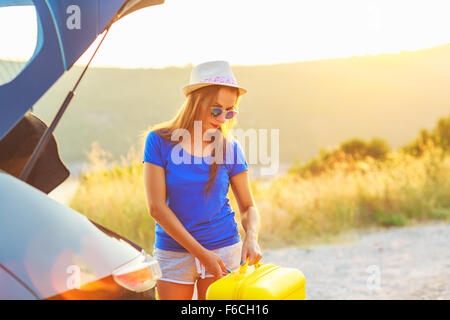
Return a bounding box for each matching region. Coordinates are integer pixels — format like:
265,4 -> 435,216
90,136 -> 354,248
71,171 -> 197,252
0,169 -> 161,300
0,0 -> 165,300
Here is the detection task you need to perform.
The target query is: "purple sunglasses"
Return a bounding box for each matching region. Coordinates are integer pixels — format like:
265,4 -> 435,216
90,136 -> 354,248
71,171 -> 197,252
202,98 -> 239,120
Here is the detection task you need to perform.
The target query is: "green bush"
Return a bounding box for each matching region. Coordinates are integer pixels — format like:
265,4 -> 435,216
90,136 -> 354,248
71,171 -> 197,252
375,210 -> 408,227
401,114 -> 450,157
289,137 -> 391,177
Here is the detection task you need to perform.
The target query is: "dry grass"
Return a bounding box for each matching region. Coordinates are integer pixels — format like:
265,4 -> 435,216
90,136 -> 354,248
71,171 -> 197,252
245,145 -> 450,249
70,142 -> 450,254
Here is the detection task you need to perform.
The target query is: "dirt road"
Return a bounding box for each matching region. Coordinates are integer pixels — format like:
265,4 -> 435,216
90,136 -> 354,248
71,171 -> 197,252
262,222 -> 450,299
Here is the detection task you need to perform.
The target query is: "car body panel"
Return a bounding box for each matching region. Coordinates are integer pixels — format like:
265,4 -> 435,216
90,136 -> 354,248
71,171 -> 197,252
0,266 -> 39,300
0,170 -> 144,299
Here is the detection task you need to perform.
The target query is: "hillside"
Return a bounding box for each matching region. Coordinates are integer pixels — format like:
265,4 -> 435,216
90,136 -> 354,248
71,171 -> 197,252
3,43 -> 450,174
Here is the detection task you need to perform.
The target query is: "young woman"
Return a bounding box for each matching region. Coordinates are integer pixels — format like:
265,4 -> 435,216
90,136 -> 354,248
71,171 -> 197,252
142,61 -> 262,300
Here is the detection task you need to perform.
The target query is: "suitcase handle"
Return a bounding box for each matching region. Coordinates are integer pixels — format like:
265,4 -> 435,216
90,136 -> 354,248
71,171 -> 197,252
239,257 -> 263,275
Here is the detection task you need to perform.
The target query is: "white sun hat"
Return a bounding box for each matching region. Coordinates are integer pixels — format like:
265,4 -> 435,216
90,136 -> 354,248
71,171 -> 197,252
182,60 -> 248,97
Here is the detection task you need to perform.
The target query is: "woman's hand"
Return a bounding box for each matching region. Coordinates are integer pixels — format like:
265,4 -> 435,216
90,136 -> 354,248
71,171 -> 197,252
241,236 -> 262,266
198,249 -> 229,278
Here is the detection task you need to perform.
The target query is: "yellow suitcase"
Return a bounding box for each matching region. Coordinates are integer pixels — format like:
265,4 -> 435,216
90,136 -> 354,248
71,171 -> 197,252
206,259 -> 306,300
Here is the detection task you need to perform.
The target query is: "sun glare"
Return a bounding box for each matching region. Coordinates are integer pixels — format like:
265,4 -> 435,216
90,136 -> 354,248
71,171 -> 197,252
1,0 -> 450,68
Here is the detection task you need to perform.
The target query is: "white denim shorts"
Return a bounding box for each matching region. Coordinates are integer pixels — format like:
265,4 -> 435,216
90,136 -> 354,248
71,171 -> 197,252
153,241 -> 242,285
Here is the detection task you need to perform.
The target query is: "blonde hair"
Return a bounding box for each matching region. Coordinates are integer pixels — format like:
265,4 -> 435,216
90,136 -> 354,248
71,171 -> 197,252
142,84 -> 242,197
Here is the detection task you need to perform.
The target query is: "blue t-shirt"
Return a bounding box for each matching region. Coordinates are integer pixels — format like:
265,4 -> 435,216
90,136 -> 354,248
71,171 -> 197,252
142,130 -> 248,252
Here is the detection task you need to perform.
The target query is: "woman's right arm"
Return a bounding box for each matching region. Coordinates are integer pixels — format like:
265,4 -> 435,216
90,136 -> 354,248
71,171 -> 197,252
143,162 -> 228,277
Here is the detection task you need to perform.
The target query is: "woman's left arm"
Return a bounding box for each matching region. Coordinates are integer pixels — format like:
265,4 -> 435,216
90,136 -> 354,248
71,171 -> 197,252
230,170 -> 262,266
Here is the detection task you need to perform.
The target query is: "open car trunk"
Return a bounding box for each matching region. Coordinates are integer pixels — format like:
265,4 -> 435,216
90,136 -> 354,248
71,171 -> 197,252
0,0 -> 164,191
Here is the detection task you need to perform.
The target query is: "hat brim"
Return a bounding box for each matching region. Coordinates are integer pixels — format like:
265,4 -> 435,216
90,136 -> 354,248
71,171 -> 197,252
182,83 -> 247,97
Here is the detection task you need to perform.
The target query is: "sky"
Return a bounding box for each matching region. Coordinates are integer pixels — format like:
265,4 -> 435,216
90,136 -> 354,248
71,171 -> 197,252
2,0 -> 450,69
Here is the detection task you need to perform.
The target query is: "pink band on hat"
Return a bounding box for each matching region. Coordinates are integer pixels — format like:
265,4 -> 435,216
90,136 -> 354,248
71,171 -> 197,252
203,76 -> 237,85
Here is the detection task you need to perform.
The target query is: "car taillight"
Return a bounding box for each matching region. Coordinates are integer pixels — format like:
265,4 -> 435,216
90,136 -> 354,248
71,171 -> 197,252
112,251 -> 161,293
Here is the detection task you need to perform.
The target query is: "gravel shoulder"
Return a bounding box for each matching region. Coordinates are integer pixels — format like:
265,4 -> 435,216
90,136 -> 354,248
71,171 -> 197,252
261,222 -> 450,299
